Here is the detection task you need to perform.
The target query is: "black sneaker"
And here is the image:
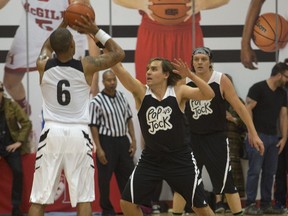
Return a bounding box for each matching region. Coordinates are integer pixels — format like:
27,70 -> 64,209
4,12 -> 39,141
262,205 -> 287,215
244,203 -> 263,215
274,202 -> 287,211
152,204 -> 161,214
215,201 -> 225,214
223,202 -> 231,213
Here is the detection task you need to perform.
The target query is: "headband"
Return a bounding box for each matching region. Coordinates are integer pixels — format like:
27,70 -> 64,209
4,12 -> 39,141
192,47 -> 213,59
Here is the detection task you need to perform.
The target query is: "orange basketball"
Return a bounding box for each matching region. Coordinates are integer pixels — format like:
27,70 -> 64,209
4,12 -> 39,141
64,1 -> 95,28
253,13 -> 288,52
148,0 -> 190,25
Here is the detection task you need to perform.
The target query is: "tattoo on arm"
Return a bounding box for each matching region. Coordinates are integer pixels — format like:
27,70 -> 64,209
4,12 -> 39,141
86,52 -> 122,71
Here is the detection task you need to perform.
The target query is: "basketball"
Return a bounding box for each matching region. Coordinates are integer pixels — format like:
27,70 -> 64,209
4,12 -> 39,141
64,1 -> 95,28
148,0 -> 190,25
253,13 -> 288,52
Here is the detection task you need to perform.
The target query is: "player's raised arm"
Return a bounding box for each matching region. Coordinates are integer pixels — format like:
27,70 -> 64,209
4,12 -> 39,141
172,58 -> 215,101
111,62 -> 146,110
72,15 -> 125,75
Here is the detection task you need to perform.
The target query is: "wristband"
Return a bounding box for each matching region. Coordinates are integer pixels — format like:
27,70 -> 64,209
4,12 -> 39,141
95,29 -> 111,46
96,41 -> 105,49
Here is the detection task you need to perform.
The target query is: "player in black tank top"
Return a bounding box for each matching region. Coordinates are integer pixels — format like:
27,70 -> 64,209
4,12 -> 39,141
185,75 -> 227,134
138,87 -> 190,153
180,47 -> 264,216
111,57 -> 215,216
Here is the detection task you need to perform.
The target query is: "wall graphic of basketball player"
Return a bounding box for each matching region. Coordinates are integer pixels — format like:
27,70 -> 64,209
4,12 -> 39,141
0,0 -> 99,115
113,0 -> 230,83
241,0 -> 288,69
251,13 -> 288,53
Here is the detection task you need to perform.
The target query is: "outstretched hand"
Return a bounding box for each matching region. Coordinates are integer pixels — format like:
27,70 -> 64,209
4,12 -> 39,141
171,58 -> 191,79
71,14 -> 99,37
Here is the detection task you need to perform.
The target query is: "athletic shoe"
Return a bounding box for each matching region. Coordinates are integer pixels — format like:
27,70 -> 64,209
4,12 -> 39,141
261,205 -> 287,214
274,202 -> 287,211
223,202 -> 231,213
214,201 -> 225,214
244,203 -> 263,215
152,204 -> 161,214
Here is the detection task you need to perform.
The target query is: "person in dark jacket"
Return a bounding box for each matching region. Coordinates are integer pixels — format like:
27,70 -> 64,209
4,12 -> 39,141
0,81 -> 32,216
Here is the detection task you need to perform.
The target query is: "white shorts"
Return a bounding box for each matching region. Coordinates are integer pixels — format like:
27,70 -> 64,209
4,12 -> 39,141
30,122 -> 95,207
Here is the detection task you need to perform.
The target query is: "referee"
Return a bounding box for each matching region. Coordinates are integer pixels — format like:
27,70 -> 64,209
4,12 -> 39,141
89,70 -> 136,216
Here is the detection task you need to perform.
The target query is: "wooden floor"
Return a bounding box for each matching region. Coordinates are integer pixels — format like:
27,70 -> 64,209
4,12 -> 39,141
115,213 -> 233,216
0,212 -> 285,216
115,213 -> 287,216
140,213 -> 287,216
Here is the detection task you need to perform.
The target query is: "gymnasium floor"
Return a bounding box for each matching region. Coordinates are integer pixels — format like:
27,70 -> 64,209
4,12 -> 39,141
54,212 -> 286,216
1,212 -> 287,216
0,213 -> 205,216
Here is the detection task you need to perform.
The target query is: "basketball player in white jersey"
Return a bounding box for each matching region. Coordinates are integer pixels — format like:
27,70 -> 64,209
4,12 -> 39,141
28,15 -> 125,216
0,0 -> 99,114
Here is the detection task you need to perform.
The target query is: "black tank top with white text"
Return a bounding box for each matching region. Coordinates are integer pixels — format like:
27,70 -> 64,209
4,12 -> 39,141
138,86 -> 190,153
185,71 -> 227,134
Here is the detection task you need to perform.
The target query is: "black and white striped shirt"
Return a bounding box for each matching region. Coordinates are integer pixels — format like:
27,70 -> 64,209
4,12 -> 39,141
89,90 -> 133,137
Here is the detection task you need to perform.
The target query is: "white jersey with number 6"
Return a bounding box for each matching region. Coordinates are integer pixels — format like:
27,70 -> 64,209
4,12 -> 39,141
41,58 -> 91,124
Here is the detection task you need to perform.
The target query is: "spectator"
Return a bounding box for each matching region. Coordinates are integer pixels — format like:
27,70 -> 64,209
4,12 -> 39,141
244,62 -> 288,215
224,74 -> 246,198
89,70 -> 136,216
241,0 -> 288,212
274,58 -> 288,210
0,81 -> 32,216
